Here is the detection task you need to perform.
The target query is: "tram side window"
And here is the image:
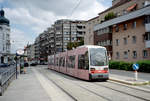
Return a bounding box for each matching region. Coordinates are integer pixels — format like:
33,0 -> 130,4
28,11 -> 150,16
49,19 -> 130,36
59,57 -> 63,67
56,58 -> 59,66
67,56 -> 75,68
62,57 -> 65,67
78,52 -> 89,70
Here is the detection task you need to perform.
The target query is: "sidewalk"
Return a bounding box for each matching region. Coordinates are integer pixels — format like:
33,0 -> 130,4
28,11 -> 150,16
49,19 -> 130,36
109,69 -> 150,85
0,67 -> 51,101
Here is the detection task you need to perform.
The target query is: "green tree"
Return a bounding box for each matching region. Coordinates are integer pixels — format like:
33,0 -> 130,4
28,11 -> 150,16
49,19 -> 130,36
104,12 -> 116,21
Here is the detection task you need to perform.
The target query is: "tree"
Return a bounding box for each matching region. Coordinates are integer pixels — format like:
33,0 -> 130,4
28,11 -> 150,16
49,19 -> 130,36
67,38 -> 84,50
104,12 -> 116,21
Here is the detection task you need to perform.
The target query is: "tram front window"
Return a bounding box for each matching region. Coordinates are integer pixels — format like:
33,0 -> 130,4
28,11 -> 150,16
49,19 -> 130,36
90,48 -> 108,66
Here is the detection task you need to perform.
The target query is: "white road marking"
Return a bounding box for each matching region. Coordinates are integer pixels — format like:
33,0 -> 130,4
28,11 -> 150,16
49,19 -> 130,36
33,68 -> 74,101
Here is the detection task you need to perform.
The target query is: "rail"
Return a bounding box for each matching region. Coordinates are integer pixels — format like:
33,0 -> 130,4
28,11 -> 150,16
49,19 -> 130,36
0,65 -> 16,96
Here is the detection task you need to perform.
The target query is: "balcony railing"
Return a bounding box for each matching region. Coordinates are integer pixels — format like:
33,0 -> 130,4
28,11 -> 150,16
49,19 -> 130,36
145,40 -> 150,48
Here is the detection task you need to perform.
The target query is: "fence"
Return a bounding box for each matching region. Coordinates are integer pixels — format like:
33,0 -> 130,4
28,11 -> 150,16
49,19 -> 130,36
0,65 -> 16,96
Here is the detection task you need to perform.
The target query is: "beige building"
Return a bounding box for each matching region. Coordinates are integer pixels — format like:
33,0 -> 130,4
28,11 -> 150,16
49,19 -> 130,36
94,5 -> 150,62
85,0 -> 150,46
85,16 -> 99,45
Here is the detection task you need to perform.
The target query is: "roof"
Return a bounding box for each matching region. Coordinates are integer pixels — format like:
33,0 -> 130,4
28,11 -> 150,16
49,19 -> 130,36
94,5 -> 150,31
87,16 -> 99,22
0,9 -> 9,25
98,0 -> 131,15
77,45 -> 106,49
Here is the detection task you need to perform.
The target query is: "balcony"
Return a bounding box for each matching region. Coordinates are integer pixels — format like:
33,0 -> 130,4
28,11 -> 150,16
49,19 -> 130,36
145,40 -> 150,48
145,23 -> 150,32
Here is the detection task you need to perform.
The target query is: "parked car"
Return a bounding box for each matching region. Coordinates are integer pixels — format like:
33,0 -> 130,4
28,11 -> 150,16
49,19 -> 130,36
0,63 -> 9,67
30,62 -> 37,66
24,62 -> 29,67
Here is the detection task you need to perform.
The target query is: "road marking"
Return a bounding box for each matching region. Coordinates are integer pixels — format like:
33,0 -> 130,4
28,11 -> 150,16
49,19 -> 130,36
33,68 -> 74,101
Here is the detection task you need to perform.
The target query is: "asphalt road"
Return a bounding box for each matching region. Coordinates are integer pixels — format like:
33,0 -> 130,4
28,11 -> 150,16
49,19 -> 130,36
110,69 -> 150,81
36,66 -> 150,101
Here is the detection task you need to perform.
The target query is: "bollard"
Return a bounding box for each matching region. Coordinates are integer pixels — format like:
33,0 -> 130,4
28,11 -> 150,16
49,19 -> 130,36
134,70 -> 138,81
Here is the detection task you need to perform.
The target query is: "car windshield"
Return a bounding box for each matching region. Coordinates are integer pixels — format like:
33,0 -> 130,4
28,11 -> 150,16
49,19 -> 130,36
90,48 -> 108,66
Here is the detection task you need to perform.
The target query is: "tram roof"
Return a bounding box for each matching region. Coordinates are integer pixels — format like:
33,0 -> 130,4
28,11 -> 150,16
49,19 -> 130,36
77,45 -> 106,49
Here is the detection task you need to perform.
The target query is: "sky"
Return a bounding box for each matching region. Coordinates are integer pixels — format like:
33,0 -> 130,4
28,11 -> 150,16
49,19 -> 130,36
0,0 -> 112,53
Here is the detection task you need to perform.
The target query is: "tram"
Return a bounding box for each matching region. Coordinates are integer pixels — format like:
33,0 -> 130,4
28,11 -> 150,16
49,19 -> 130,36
48,45 -> 109,81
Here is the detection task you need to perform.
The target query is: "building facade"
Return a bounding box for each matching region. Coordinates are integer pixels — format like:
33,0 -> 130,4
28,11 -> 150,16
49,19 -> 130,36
26,44 -> 35,64
0,9 -> 10,64
94,3 -> 150,62
84,16 -> 99,45
34,36 -> 40,64
86,0 -> 150,60
54,19 -> 86,52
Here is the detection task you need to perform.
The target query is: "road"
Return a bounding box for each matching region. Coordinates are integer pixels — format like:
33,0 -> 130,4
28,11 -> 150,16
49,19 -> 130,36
35,66 -> 150,101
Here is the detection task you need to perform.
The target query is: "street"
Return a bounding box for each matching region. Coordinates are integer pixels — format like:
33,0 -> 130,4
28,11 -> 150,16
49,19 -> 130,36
35,65 -> 150,101
1,65 -> 150,101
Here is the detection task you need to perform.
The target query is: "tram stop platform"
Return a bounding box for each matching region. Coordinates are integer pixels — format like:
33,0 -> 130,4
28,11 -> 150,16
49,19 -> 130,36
109,69 -> 150,85
0,67 -> 50,101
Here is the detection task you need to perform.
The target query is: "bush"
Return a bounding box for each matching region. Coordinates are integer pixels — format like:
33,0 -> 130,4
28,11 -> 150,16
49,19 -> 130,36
109,60 -> 150,73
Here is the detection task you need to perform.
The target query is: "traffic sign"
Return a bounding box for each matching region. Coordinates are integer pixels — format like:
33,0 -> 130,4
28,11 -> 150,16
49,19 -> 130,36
133,63 -> 139,71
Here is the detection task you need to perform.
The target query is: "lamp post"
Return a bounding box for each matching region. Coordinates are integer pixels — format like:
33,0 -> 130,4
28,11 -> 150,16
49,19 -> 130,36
16,49 -> 24,79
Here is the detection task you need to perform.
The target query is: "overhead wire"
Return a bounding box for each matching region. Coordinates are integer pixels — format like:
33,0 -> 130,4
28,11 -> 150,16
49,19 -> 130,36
70,0 -> 82,18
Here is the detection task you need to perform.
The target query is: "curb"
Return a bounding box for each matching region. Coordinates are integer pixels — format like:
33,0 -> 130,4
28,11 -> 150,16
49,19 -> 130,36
109,77 -> 150,86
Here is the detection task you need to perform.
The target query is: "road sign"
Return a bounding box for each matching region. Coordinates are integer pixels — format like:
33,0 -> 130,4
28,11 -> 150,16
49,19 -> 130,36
133,63 -> 139,71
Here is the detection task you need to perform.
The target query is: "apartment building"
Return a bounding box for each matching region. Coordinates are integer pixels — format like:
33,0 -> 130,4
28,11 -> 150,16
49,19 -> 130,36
85,16 -> 99,45
34,26 -> 55,64
26,44 -> 35,64
34,36 -> 40,64
94,2 -> 150,62
85,0 -> 150,60
54,19 -> 86,52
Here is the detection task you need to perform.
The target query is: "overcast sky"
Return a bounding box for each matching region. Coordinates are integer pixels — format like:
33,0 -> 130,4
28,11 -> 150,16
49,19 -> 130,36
0,0 -> 112,53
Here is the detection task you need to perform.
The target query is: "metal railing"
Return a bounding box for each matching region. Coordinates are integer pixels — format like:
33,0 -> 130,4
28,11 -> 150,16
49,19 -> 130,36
0,65 -> 16,96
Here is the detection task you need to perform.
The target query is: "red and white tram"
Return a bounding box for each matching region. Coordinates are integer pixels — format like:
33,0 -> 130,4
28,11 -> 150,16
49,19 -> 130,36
48,45 -> 109,81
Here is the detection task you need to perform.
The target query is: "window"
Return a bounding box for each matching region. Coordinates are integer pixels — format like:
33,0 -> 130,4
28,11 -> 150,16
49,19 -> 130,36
123,37 -> 127,45
123,10 -> 127,15
62,57 -> 65,67
123,24 -> 127,30
56,58 -> 59,66
144,33 -> 150,41
124,51 -> 128,59
116,39 -> 119,46
143,50 -> 148,58
133,51 -> 137,58
115,25 -> 119,32
132,21 -> 136,28
132,36 -> 136,43
116,52 -> 120,59
145,15 -> 150,24
67,55 -> 75,68
59,57 -> 63,67
78,51 -> 89,70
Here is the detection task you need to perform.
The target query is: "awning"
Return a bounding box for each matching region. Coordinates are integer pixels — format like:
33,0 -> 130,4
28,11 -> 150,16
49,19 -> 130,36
127,4 -> 137,11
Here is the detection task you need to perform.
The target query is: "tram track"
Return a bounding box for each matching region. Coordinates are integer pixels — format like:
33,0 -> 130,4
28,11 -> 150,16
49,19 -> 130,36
37,69 -> 78,101
41,68 -> 147,101
38,67 -> 150,101
94,82 -> 150,101
38,68 -> 112,101
107,80 -> 150,93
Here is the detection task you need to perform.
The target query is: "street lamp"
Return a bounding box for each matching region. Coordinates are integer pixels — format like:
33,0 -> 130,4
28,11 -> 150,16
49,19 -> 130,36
16,49 -> 24,79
